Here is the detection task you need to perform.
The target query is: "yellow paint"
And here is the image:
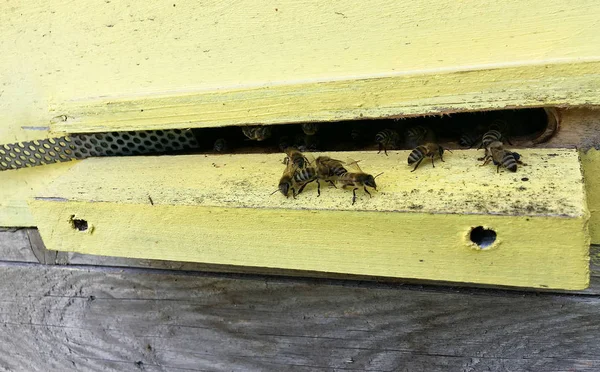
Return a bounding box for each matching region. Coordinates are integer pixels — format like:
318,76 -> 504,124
1,1 -> 599,135
581,149 -> 600,244
0,161 -> 78,227
30,150 -> 590,289
53,61 -> 600,133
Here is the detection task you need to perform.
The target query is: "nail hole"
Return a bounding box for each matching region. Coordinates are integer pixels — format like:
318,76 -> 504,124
469,226 -> 496,249
70,216 -> 89,232
521,177 -> 529,181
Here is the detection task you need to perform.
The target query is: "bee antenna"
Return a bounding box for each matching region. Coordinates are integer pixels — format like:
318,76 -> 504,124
270,189 -> 280,196
373,172 -> 384,179
444,148 -> 454,153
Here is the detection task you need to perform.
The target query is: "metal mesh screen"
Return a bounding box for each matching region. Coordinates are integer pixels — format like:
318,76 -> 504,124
0,129 -> 198,171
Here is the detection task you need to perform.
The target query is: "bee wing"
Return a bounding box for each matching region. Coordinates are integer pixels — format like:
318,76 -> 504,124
304,153 -> 316,166
344,158 -> 363,173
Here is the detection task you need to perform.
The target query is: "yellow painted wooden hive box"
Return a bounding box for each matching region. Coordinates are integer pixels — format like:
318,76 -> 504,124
2,0 -> 600,290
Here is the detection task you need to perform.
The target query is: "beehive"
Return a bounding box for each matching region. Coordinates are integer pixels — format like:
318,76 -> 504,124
2,0 -> 600,289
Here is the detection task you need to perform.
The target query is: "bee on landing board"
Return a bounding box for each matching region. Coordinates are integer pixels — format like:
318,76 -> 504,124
479,141 -> 523,172
242,126 -> 272,141
315,156 -> 348,187
338,159 -> 382,205
274,157 -> 319,198
375,129 -> 400,155
408,143 -> 452,172
283,147 -> 310,169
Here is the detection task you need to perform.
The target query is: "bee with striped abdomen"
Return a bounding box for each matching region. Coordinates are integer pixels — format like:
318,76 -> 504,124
375,129 -> 400,155
479,141 -> 523,172
405,125 -> 433,148
478,129 -> 503,150
338,159 -> 382,205
242,126 -> 272,141
274,156 -> 320,198
283,147 -> 310,169
408,143 -> 451,172
315,156 -> 347,187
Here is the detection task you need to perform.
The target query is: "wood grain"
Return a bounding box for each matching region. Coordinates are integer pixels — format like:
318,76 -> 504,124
29,150 -> 589,290
0,262 -> 598,372
2,1 -> 600,138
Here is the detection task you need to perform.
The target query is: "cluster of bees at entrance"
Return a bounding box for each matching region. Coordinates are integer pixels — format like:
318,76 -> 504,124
239,117 -> 526,204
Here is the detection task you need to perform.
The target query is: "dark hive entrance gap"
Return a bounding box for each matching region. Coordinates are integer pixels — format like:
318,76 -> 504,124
189,107 -> 551,155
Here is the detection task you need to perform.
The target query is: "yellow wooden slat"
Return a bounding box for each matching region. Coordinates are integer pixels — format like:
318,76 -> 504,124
29,150 -> 590,289
0,162 -> 79,227
1,1 -> 599,135
51,61 -> 600,133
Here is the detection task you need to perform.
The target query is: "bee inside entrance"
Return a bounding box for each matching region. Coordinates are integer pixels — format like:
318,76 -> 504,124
188,107 -> 554,155
469,226 -> 497,249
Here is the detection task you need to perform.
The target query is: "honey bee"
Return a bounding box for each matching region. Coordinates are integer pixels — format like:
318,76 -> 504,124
338,159 -> 382,205
478,129 -> 503,150
408,143 -> 451,172
315,156 -> 348,187
459,132 -> 482,148
242,126 -> 272,141
301,123 -> 319,135
274,158 -> 320,198
479,141 -> 523,172
375,129 -> 400,155
489,119 -> 512,144
283,147 -> 310,169
405,125 -> 432,148
213,138 -> 228,153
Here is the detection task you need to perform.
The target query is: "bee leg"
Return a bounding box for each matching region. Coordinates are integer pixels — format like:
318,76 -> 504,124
506,136 -> 513,145
440,154 -> 445,162
430,155 -> 435,168
316,180 -> 321,197
364,187 -> 372,198
480,156 -> 492,166
411,158 -> 424,172
327,180 -> 337,188
377,143 -> 383,154
497,165 -> 501,173
297,183 -> 307,195
352,188 -> 358,205
384,147 -> 388,156
291,187 -> 297,199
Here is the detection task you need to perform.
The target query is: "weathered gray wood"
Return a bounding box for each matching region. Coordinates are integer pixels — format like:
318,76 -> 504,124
0,263 -> 598,372
0,228 -> 39,263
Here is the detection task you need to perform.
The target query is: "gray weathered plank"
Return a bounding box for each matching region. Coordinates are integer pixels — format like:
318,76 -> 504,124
0,228 -> 40,263
0,263 -> 598,372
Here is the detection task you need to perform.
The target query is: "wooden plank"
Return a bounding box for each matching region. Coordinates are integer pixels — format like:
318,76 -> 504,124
52,61 -> 600,133
29,150 -> 589,290
0,161 -> 79,227
4,228 -> 593,295
0,263 -> 599,371
0,229 -> 39,263
1,1 -> 599,135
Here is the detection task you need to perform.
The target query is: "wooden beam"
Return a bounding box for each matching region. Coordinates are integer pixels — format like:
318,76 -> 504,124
51,61 -> 600,133
29,150 -> 589,290
0,262 -> 599,371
